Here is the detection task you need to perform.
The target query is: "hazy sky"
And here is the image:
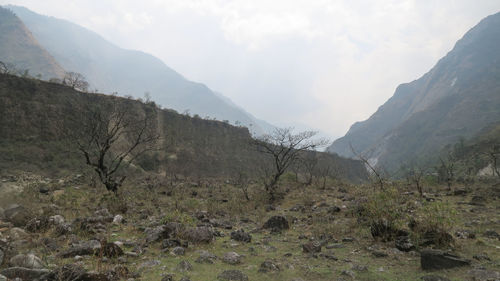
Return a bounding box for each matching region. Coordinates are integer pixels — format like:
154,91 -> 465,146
2,0 -> 500,138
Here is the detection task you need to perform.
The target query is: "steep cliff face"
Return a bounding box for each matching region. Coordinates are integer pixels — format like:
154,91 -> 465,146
0,7 -> 64,79
329,12 -> 500,172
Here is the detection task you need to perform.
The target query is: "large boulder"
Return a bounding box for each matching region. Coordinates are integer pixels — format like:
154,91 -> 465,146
262,216 -> 289,231
217,270 -> 249,281
230,229 -> 252,243
420,249 -> 470,270
182,226 -> 214,243
9,254 -> 46,269
222,252 -> 243,265
196,250 -> 217,264
4,204 -> 31,227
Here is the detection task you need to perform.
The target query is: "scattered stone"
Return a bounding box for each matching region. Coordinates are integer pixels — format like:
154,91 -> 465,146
453,189 -> 468,196
217,270 -> 249,281
113,215 -> 124,224
4,204 -> 31,227
326,243 -> 344,249
420,249 -> 470,270
9,227 -> 29,240
59,240 -> 123,258
259,260 -> 280,273
395,236 -> 415,252
321,252 -> 338,261
171,246 -> 185,256
262,216 -> 289,232
0,249 -> 4,265
289,205 -> 305,212
162,239 -> 186,249
352,264 -> 368,272
483,230 -> 500,240
182,226 -> 214,243
0,274 -> 6,281
49,215 -> 65,226
469,196 -> 486,206
341,270 -> 355,278
196,250 -> 217,264
177,260 -> 193,272
302,241 -> 322,253
342,237 -> 354,243
26,217 -> 51,232
327,206 -> 341,214
372,250 -> 388,257
421,275 -> 451,281
39,186 -> 50,194
9,254 -> 46,269
467,269 -> 500,281
44,264 -> 110,281
230,229 -> 252,243
161,274 -> 174,281
0,267 -> 50,280
455,230 -> 476,239
139,259 -> 161,269
222,252 -> 243,265
473,253 -> 490,261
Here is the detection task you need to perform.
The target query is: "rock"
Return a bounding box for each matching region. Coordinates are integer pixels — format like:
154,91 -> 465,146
0,274 -> 6,281
161,274 -> 174,281
222,252 -> 243,265
420,230 -> 454,247
453,189 -> 468,196
302,242 -> 321,253
0,207 -> 5,220
421,275 -> 451,281
139,260 -> 161,269
44,264 -> 110,281
9,254 -> 46,269
4,204 -> 31,227
483,230 -> 500,240
196,250 -> 217,264
49,215 -> 65,225
467,269 -> 500,281
177,260 -> 193,272
162,239 -> 186,249
59,240 -> 101,258
0,267 -> 50,280
171,246 -> 185,256
217,270 -> 249,281
26,217 -> 51,232
0,249 -> 4,265
259,260 -> 280,273
145,225 -> 171,244
113,215 -> 124,224
182,226 -> 214,243
395,236 -> 415,252
262,216 -> 289,232
9,227 -> 29,240
352,264 -> 368,272
372,250 -> 388,257
39,186 -> 50,194
327,206 -> 341,214
420,249 -> 470,270
230,229 -> 252,243
455,230 -> 476,239
469,196 -> 486,206
342,237 -> 355,243
473,253 -> 490,261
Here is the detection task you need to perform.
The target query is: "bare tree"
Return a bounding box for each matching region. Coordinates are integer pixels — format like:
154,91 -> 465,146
486,144 -> 500,178
233,171 -> 251,201
63,71 -> 89,92
407,166 -> 426,197
301,150 -> 319,186
350,142 -> 386,190
438,156 -> 455,190
71,98 -> 159,194
254,127 -> 328,202
0,61 -> 17,75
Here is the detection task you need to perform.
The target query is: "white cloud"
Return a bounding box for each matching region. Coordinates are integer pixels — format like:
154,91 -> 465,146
1,0 -> 499,137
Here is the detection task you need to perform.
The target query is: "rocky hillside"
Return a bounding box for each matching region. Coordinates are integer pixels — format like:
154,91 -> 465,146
328,12 -> 500,172
0,73 -> 367,182
4,5 -> 274,135
0,7 -> 64,79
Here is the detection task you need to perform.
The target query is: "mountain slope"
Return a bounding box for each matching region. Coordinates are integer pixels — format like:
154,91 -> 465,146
5,5 -> 272,135
328,11 -> 500,172
0,7 -> 64,79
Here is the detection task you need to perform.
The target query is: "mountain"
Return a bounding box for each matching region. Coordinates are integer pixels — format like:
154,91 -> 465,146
0,7 -> 64,79
328,11 -> 500,172
4,5 -> 273,135
0,72 -> 368,182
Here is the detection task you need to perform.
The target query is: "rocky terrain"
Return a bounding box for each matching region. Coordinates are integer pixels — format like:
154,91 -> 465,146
0,173 -> 498,281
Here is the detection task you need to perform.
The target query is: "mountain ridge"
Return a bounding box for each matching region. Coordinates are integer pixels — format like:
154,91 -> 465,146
328,11 -> 500,172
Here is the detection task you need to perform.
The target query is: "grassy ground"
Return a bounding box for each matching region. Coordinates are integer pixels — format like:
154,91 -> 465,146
1,173 -> 499,281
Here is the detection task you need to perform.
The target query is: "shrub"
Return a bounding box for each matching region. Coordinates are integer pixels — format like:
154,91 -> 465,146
411,201 -> 457,247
